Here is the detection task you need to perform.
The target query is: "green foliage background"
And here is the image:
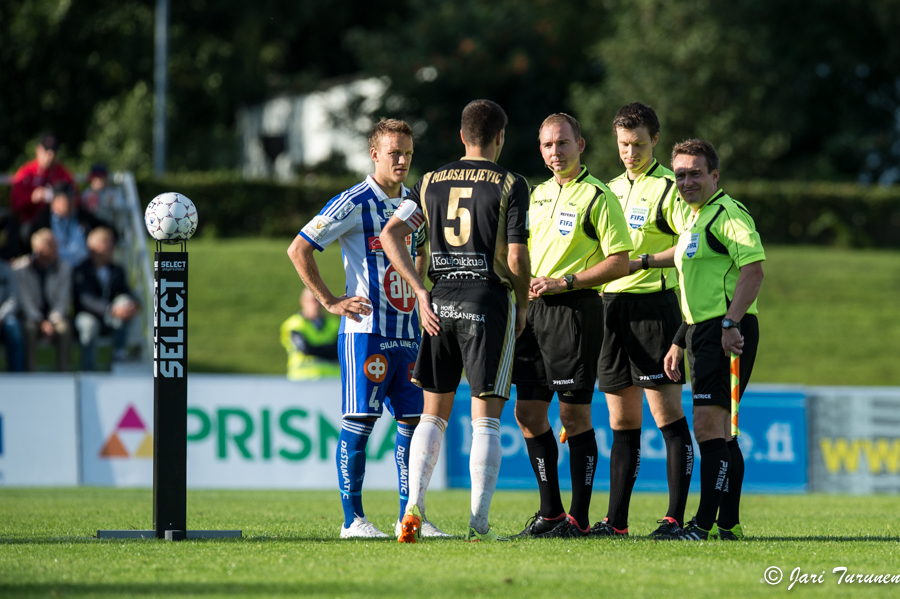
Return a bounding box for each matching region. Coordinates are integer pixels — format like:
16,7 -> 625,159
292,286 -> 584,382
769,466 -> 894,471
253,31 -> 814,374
2,0 -> 900,184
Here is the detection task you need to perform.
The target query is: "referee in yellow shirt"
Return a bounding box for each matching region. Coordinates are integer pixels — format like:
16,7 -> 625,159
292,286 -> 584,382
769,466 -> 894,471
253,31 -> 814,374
512,113 -> 633,538
593,103 -> 694,539
637,139 -> 765,541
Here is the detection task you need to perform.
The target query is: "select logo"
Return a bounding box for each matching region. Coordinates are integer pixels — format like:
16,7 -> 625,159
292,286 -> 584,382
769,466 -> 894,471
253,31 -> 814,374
99,405 -> 153,459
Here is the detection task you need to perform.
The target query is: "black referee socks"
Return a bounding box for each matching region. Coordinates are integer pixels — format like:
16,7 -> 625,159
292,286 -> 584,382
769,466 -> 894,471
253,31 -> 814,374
567,428 -> 598,531
660,417 -> 693,527
695,438 -> 730,531
606,428 -> 641,530
524,429 -> 565,519
716,438 -> 744,530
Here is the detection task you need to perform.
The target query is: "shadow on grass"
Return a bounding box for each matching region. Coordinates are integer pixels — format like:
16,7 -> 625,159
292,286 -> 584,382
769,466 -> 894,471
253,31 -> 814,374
0,534 -> 464,544
744,536 -> 900,543
0,583 -> 407,597
0,534 -> 897,544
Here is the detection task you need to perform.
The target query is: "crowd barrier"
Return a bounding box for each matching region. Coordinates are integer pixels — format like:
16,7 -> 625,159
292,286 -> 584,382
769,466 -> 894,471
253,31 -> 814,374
1,374 -> 899,494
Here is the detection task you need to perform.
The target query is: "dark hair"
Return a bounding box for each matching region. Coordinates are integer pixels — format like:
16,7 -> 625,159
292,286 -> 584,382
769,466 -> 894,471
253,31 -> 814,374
52,181 -> 74,197
368,118 -> 414,150
89,163 -> 108,178
612,102 -> 660,139
539,113 -> 582,141
38,132 -> 59,151
672,139 -> 719,172
461,100 -> 508,148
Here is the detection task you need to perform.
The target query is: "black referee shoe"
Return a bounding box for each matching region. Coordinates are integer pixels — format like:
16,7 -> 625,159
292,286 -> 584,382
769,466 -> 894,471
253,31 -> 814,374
536,515 -> 590,538
512,512 -> 566,538
590,518 -> 629,537
661,519 -> 713,541
648,517 -> 680,538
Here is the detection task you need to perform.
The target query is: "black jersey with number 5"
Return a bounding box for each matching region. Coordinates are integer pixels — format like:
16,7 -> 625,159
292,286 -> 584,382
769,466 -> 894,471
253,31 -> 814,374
407,157 -> 529,289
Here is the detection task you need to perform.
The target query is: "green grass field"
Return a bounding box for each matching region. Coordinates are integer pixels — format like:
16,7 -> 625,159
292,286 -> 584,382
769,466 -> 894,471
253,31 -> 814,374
1,489 -> 898,598
185,238 -> 900,385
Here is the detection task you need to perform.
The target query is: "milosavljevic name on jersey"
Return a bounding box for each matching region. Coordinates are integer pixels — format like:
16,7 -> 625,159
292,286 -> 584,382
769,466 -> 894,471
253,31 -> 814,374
299,175 -> 425,339
396,159 -> 529,286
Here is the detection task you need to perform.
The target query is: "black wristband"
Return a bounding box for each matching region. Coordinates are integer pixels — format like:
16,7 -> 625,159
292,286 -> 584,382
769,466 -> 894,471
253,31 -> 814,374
640,253 -> 650,270
672,321 -> 689,348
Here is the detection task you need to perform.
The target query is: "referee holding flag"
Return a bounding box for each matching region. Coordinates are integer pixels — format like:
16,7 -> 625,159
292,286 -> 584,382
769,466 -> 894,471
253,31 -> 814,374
634,139 -> 764,541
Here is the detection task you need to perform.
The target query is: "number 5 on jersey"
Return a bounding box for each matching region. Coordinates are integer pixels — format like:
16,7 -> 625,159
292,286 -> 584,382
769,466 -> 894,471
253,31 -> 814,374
445,187 -> 472,246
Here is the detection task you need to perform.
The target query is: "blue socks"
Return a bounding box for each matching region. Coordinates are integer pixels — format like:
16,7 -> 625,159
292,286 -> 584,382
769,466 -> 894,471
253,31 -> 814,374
395,422 -> 416,520
337,419 -> 374,528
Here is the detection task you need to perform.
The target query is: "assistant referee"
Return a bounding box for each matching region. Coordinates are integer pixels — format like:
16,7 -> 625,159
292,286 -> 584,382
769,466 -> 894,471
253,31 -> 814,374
636,139 -> 765,541
594,102 -> 694,539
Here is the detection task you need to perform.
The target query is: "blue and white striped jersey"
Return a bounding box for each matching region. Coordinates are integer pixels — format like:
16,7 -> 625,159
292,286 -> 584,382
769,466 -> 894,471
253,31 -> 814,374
299,175 -> 425,339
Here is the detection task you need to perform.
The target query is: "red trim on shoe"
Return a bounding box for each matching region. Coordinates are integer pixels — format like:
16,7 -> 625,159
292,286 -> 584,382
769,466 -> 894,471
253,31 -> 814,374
568,514 -> 591,534
602,517 -> 628,535
545,512 -> 566,522
661,516 -> 678,526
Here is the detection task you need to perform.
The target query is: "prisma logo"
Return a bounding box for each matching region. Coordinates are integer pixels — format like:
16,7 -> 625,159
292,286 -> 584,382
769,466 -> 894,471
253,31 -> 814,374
100,405 -> 153,459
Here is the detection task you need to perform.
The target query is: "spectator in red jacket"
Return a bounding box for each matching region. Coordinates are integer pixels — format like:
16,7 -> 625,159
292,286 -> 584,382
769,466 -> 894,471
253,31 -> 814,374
10,133 -> 77,230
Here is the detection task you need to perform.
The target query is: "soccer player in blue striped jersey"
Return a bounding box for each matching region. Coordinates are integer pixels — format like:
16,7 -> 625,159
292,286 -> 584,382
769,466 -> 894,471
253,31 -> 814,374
288,119 -> 449,539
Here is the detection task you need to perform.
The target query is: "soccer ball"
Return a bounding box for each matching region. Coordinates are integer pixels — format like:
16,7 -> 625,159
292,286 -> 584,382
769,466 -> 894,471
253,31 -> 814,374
145,192 -> 198,244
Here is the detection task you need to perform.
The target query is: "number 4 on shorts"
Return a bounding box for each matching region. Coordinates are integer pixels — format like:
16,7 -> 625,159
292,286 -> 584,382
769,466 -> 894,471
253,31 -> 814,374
368,387 -> 380,409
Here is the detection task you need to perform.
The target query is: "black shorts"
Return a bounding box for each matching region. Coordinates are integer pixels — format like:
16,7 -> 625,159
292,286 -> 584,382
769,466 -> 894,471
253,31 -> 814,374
597,290 -> 685,392
512,290 -> 603,398
412,280 -> 515,398
686,314 -> 759,409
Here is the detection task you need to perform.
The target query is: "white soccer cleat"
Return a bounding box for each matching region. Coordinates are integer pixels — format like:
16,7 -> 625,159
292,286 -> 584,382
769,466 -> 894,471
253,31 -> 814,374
340,517 -> 390,539
395,517 -> 452,538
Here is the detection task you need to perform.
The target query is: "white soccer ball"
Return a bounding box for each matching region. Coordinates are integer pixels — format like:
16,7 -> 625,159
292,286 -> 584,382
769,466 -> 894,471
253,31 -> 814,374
145,192 -> 198,244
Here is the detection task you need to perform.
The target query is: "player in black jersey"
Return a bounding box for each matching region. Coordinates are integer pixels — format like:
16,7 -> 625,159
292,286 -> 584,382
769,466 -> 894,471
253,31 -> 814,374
382,100 -> 531,542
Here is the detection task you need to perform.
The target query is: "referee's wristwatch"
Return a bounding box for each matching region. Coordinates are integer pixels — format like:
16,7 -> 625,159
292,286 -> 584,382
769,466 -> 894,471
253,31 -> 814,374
639,253 -> 650,270
721,317 -> 740,329
563,274 -> 575,290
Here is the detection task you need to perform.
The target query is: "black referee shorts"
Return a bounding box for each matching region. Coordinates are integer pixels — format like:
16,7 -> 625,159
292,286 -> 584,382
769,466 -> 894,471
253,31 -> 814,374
412,279 -> 516,399
687,314 -> 759,409
597,289 -> 685,392
512,290 -> 603,399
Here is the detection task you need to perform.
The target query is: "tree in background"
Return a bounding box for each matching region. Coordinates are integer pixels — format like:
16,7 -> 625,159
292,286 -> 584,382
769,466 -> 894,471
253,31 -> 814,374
347,0 -> 606,177
572,0 -> 900,183
3,0 -> 899,184
0,0 -> 408,174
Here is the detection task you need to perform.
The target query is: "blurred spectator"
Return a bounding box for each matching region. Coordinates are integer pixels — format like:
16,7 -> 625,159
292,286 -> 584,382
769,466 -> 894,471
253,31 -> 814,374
0,259 -> 25,371
280,289 -> 340,380
0,211 -> 23,261
13,229 -> 72,371
32,182 -> 114,267
73,227 -> 139,371
80,164 -> 124,223
10,133 -> 77,231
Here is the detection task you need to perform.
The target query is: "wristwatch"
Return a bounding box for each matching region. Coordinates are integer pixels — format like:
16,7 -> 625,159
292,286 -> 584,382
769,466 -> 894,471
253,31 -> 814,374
721,317 -> 740,329
563,274 -> 575,290
639,253 -> 650,270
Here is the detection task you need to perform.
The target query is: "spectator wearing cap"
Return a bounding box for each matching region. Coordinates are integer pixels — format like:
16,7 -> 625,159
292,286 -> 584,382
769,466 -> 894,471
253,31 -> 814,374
73,227 -> 139,370
12,228 -> 72,371
0,259 -> 25,371
10,133 -> 77,229
32,182 -> 114,267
